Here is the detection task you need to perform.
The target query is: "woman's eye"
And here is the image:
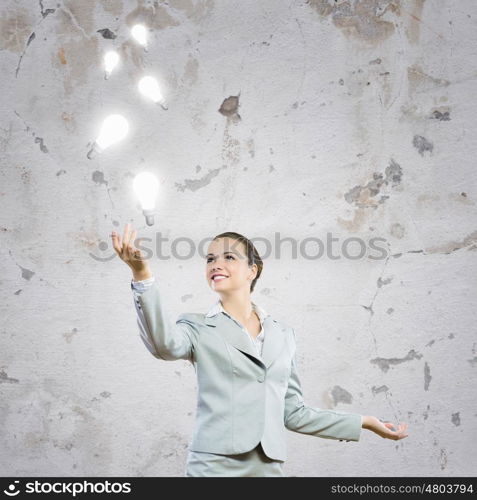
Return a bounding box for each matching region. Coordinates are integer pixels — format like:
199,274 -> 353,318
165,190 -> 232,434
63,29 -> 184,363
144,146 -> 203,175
206,255 -> 234,262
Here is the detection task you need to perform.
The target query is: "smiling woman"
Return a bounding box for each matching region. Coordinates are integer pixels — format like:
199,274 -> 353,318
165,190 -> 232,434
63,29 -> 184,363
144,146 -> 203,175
206,232 -> 265,341
111,224 -> 409,477
206,232 -> 263,312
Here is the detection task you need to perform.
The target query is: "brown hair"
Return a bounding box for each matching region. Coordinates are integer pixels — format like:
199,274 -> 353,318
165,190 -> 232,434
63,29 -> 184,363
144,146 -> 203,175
212,232 -> 263,293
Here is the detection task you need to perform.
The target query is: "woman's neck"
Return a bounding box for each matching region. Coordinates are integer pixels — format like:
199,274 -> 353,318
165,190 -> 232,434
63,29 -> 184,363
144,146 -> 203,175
219,292 -> 255,325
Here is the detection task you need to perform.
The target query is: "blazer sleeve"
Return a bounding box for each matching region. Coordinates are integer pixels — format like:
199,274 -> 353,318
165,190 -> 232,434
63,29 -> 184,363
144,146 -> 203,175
131,277 -> 199,362
283,329 -> 363,442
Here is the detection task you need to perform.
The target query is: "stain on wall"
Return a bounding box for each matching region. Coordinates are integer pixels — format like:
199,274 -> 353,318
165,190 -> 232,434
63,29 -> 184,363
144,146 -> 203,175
0,8 -> 34,53
370,350 -> 423,373
307,0 -> 401,44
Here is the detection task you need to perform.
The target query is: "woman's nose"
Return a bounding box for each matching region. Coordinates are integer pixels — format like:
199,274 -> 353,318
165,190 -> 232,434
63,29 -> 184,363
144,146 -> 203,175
210,257 -> 225,267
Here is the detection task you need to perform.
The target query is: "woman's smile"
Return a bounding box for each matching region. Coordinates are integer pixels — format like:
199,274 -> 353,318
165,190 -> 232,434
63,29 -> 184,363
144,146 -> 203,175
211,274 -> 229,282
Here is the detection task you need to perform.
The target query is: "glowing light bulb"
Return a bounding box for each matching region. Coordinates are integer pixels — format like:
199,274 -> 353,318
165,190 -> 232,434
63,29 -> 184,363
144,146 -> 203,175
131,24 -> 148,51
133,172 -> 160,225
138,76 -> 168,110
103,51 -> 119,80
87,114 -> 129,159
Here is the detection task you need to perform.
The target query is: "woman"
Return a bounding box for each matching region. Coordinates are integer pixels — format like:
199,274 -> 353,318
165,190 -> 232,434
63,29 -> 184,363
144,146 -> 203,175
111,223 -> 409,477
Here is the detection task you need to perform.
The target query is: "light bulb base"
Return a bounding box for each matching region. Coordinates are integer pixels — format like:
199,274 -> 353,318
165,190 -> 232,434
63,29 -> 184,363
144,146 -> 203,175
87,142 -> 103,160
142,209 -> 155,226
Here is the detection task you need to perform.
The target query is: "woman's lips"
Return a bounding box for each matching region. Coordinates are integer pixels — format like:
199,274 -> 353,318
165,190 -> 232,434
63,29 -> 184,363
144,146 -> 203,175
212,275 -> 228,281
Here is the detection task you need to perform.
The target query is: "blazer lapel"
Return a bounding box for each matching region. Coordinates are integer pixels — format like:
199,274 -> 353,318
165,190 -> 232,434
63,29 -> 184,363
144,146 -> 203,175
204,313 -> 287,369
260,317 -> 287,369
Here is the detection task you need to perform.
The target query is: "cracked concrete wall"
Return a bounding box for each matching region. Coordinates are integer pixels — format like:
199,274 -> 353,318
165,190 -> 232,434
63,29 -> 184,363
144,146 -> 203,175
1,0 -> 476,477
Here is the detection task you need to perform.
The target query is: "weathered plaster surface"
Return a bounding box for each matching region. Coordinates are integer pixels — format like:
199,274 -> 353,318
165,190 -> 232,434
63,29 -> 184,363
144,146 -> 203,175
1,0 -> 476,477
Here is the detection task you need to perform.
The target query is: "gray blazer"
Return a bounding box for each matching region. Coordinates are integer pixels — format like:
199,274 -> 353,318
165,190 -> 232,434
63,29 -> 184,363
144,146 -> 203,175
132,279 -> 362,461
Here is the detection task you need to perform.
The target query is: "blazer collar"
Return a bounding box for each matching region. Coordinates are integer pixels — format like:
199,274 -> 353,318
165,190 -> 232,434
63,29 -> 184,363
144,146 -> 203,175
204,300 -> 286,369
205,299 -> 269,324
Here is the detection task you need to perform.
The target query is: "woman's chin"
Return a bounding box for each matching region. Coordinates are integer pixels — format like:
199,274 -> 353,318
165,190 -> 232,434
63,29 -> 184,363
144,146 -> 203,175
212,283 -> 228,290
210,281 -> 233,293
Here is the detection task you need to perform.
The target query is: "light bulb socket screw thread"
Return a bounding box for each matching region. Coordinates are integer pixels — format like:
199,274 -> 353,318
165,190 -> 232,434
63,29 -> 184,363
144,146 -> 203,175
142,208 -> 155,226
87,142 -> 104,160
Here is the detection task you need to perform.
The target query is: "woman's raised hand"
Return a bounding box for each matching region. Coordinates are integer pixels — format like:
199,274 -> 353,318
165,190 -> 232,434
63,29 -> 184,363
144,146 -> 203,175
111,223 -> 151,280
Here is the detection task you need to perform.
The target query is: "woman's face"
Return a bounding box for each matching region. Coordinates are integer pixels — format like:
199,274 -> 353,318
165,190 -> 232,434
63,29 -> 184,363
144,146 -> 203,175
206,237 -> 257,294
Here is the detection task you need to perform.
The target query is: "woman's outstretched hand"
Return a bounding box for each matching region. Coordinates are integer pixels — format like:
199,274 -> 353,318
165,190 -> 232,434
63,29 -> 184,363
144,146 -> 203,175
111,223 -> 152,281
362,416 -> 409,440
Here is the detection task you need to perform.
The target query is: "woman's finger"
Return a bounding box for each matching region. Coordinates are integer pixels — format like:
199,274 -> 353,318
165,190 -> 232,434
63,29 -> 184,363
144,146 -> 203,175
391,423 -> 408,440
121,223 -> 131,258
123,222 -> 131,245
111,231 -> 121,254
128,229 -> 138,259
